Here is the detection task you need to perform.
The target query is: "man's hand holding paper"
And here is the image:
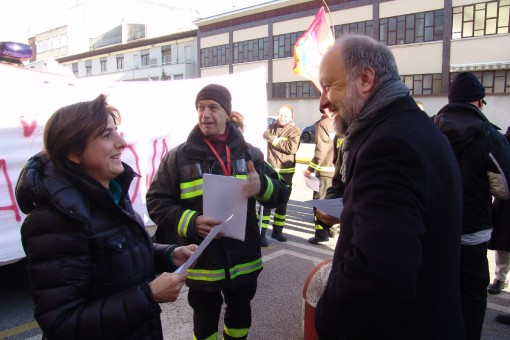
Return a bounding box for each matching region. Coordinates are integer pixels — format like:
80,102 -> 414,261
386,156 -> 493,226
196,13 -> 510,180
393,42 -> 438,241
195,215 -> 225,239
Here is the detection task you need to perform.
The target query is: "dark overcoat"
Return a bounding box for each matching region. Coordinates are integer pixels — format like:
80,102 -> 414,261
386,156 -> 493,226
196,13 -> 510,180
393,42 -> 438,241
489,128 -> 510,252
315,96 -> 465,339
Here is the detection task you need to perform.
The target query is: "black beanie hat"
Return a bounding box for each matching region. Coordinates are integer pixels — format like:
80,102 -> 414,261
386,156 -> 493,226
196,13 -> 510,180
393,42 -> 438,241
448,72 -> 486,104
195,84 -> 232,115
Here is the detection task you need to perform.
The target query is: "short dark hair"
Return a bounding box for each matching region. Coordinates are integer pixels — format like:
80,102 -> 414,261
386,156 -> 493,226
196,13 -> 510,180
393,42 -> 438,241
43,94 -> 120,170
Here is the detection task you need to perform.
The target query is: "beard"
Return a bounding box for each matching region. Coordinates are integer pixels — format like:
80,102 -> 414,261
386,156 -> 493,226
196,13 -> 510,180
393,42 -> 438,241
333,84 -> 366,136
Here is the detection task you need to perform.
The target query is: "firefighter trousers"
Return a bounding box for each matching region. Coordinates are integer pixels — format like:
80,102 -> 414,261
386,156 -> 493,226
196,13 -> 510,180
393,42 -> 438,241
262,172 -> 294,231
188,280 -> 257,340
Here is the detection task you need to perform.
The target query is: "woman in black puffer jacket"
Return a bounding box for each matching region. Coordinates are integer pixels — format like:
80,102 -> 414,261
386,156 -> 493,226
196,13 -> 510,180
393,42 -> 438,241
15,94 -> 196,340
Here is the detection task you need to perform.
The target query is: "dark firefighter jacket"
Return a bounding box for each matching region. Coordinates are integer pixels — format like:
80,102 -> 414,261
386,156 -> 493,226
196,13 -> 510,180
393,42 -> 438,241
146,122 -> 290,291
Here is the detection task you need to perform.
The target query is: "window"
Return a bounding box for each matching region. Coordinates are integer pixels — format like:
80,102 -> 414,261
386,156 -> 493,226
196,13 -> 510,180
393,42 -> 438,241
85,60 -> 92,76
116,56 -> 123,70
127,24 -> 146,41
273,31 -> 304,59
401,74 -> 442,95
90,25 -> 122,50
335,20 -> 373,38
162,46 -> 172,64
272,81 -> 320,99
233,37 -> 269,63
185,45 -> 192,62
380,10 -> 444,46
72,62 -> 78,76
141,50 -> 150,67
100,57 -> 107,73
450,70 -> 510,93
200,45 -> 229,67
452,0 -> 510,39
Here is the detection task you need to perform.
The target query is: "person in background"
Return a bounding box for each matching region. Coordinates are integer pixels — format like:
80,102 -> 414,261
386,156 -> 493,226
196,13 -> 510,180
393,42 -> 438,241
15,94 -> 196,340
487,249 -> 509,295
146,84 -> 290,340
260,104 -> 301,244
488,126 -> 510,324
230,111 -> 245,134
314,34 -> 465,339
304,108 -> 339,244
229,110 -> 273,247
433,72 -> 510,339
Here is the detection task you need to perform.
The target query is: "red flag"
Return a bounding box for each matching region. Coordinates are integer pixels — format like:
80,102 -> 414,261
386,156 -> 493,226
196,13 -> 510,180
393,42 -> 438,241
292,6 -> 334,92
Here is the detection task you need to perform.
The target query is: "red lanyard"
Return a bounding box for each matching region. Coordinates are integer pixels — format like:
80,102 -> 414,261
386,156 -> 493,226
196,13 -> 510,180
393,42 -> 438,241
203,138 -> 231,176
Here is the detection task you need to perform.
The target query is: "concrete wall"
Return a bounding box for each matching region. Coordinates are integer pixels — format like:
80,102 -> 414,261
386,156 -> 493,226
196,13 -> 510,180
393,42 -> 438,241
391,42 -> 443,75
233,25 -> 268,42
451,35 -> 510,66
380,0 -> 444,17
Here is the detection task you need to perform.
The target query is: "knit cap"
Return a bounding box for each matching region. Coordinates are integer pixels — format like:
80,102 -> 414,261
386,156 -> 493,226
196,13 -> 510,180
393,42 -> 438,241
448,72 -> 486,104
195,84 -> 232,115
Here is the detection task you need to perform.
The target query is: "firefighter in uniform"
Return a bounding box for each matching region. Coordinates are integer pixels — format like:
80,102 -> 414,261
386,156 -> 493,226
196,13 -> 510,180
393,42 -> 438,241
260,104 -> 301,245
304,109 -> 339,244
146,84 -> 290,340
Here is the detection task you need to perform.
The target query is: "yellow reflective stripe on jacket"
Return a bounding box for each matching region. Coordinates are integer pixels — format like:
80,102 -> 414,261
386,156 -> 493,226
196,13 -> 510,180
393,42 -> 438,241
180,178 -> 203,199
318,166 -> 335,172
256,174 -> 274,202
309,161 -> 319,170
178,209 -> 197,237
229,257 -> 263,279
187,267 -> 226,282
235,174 -> 247,179
271,136 -> 289,147
187,257 -> 262,282
224,325 -> 249,338
337,138 -> 344,148
276,167 -> 295,174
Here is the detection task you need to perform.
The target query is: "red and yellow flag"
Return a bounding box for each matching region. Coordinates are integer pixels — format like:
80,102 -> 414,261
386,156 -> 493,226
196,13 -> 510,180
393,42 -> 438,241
292,6 -> 334,92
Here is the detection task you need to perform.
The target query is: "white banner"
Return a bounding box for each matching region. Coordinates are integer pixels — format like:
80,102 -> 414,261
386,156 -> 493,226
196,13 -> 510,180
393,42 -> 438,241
0,64 -> 268,265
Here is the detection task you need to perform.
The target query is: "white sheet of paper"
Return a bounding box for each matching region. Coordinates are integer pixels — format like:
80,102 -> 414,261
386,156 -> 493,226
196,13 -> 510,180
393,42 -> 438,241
203,173 -> 247,241
303,171 -> 320,192
304,198 -> 343,218
175,215 -> 233,273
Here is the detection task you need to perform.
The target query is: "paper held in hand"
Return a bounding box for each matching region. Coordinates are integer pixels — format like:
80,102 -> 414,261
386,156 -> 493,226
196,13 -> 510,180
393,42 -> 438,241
303,170 -> 320,192
202,173 -> 247,241
303,198 -> 343,218
175,215 -> 233,273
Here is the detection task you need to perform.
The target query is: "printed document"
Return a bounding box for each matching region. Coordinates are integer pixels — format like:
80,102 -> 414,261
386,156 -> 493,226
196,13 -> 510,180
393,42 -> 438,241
203,173 -> 247,241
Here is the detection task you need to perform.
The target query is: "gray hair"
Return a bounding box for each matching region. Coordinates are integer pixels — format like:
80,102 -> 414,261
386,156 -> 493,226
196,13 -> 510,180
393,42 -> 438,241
336,34 -> 400,87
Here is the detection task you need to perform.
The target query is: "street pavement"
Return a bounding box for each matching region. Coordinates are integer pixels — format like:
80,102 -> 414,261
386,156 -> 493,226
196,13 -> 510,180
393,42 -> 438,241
7,162 -> 510,340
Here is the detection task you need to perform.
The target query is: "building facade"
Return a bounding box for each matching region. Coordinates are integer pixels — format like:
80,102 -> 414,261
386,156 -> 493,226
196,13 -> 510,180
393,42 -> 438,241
195,0 -> 510,129
56,29 -> 198,82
